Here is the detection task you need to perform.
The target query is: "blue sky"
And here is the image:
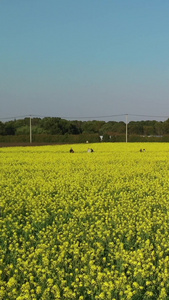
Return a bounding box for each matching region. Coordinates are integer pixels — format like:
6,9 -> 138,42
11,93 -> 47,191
1,0 -> 169,122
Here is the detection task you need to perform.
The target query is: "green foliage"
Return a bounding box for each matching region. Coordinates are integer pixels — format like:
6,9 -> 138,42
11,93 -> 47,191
1,117 -> 169,144
112,121 -> 126,133
0,121 -> 5,135
4,121 -> 16,135
102,134 -> 110,142
99,121 -> 118,135
82,120 -> 105,134
13,118 -> 30,128
128,121 -> 144,135
0,135 -> 30,143
163,118 -> 169,134
16,126 -> 30,135
0,134 -> 100,144
33,134 -> 100,144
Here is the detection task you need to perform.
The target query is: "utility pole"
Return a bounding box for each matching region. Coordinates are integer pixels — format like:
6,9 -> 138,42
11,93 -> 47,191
126,114 -> 128,143
30,115 -> 32,143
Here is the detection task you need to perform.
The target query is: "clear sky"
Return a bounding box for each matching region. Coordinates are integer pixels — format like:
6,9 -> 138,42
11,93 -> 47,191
1,0 -> 169,122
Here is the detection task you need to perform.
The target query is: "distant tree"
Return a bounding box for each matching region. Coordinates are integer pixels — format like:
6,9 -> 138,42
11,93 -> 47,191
40,117 -> 61,134
31,118 -> 41,126
32,127 -> 45,134
82,120 -> 105,134
58,119 -> 69,134
0,121 -> 5,135
128,121 -> 144,135
39,117 -> 70,135
69,120 -> 83,134
154,121 -> 164,135
163,119 -> 169,134
12,118 -> 30,130
68,123 -> 81,134
4,121 -> 16,135
111,121 -> 126,134
99,121 -> 117,135
143,126 -> 155,136
2,117 -> 169,138
16,126 -> 30,135
142,120 -> 157,135
102,133 -> 110,142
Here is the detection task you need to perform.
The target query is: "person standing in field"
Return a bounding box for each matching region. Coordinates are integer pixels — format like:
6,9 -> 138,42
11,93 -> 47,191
87,148 -> 94,152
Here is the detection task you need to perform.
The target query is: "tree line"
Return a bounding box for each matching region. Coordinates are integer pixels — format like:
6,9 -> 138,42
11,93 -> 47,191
1,117 -> 169,137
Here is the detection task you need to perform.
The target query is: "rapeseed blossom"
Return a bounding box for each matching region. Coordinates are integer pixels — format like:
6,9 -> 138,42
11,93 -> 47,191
1,143 -> 169,299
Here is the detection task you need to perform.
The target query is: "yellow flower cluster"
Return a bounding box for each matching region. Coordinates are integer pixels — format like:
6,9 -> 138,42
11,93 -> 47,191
1,143 -> 169,299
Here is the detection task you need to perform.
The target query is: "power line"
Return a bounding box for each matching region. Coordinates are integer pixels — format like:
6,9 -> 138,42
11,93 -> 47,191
0,113 -> 169,121
0,114 -> 126,121
128,114 -> 169,119
0,115 -> 30,120
61,114 -> 126,119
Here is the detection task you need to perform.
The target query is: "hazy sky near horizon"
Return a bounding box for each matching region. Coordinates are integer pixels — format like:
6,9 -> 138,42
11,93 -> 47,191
1,0 -> 169,122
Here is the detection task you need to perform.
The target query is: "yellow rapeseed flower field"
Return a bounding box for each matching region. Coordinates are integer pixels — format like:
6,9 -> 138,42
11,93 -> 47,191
1,143 -> 169,299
